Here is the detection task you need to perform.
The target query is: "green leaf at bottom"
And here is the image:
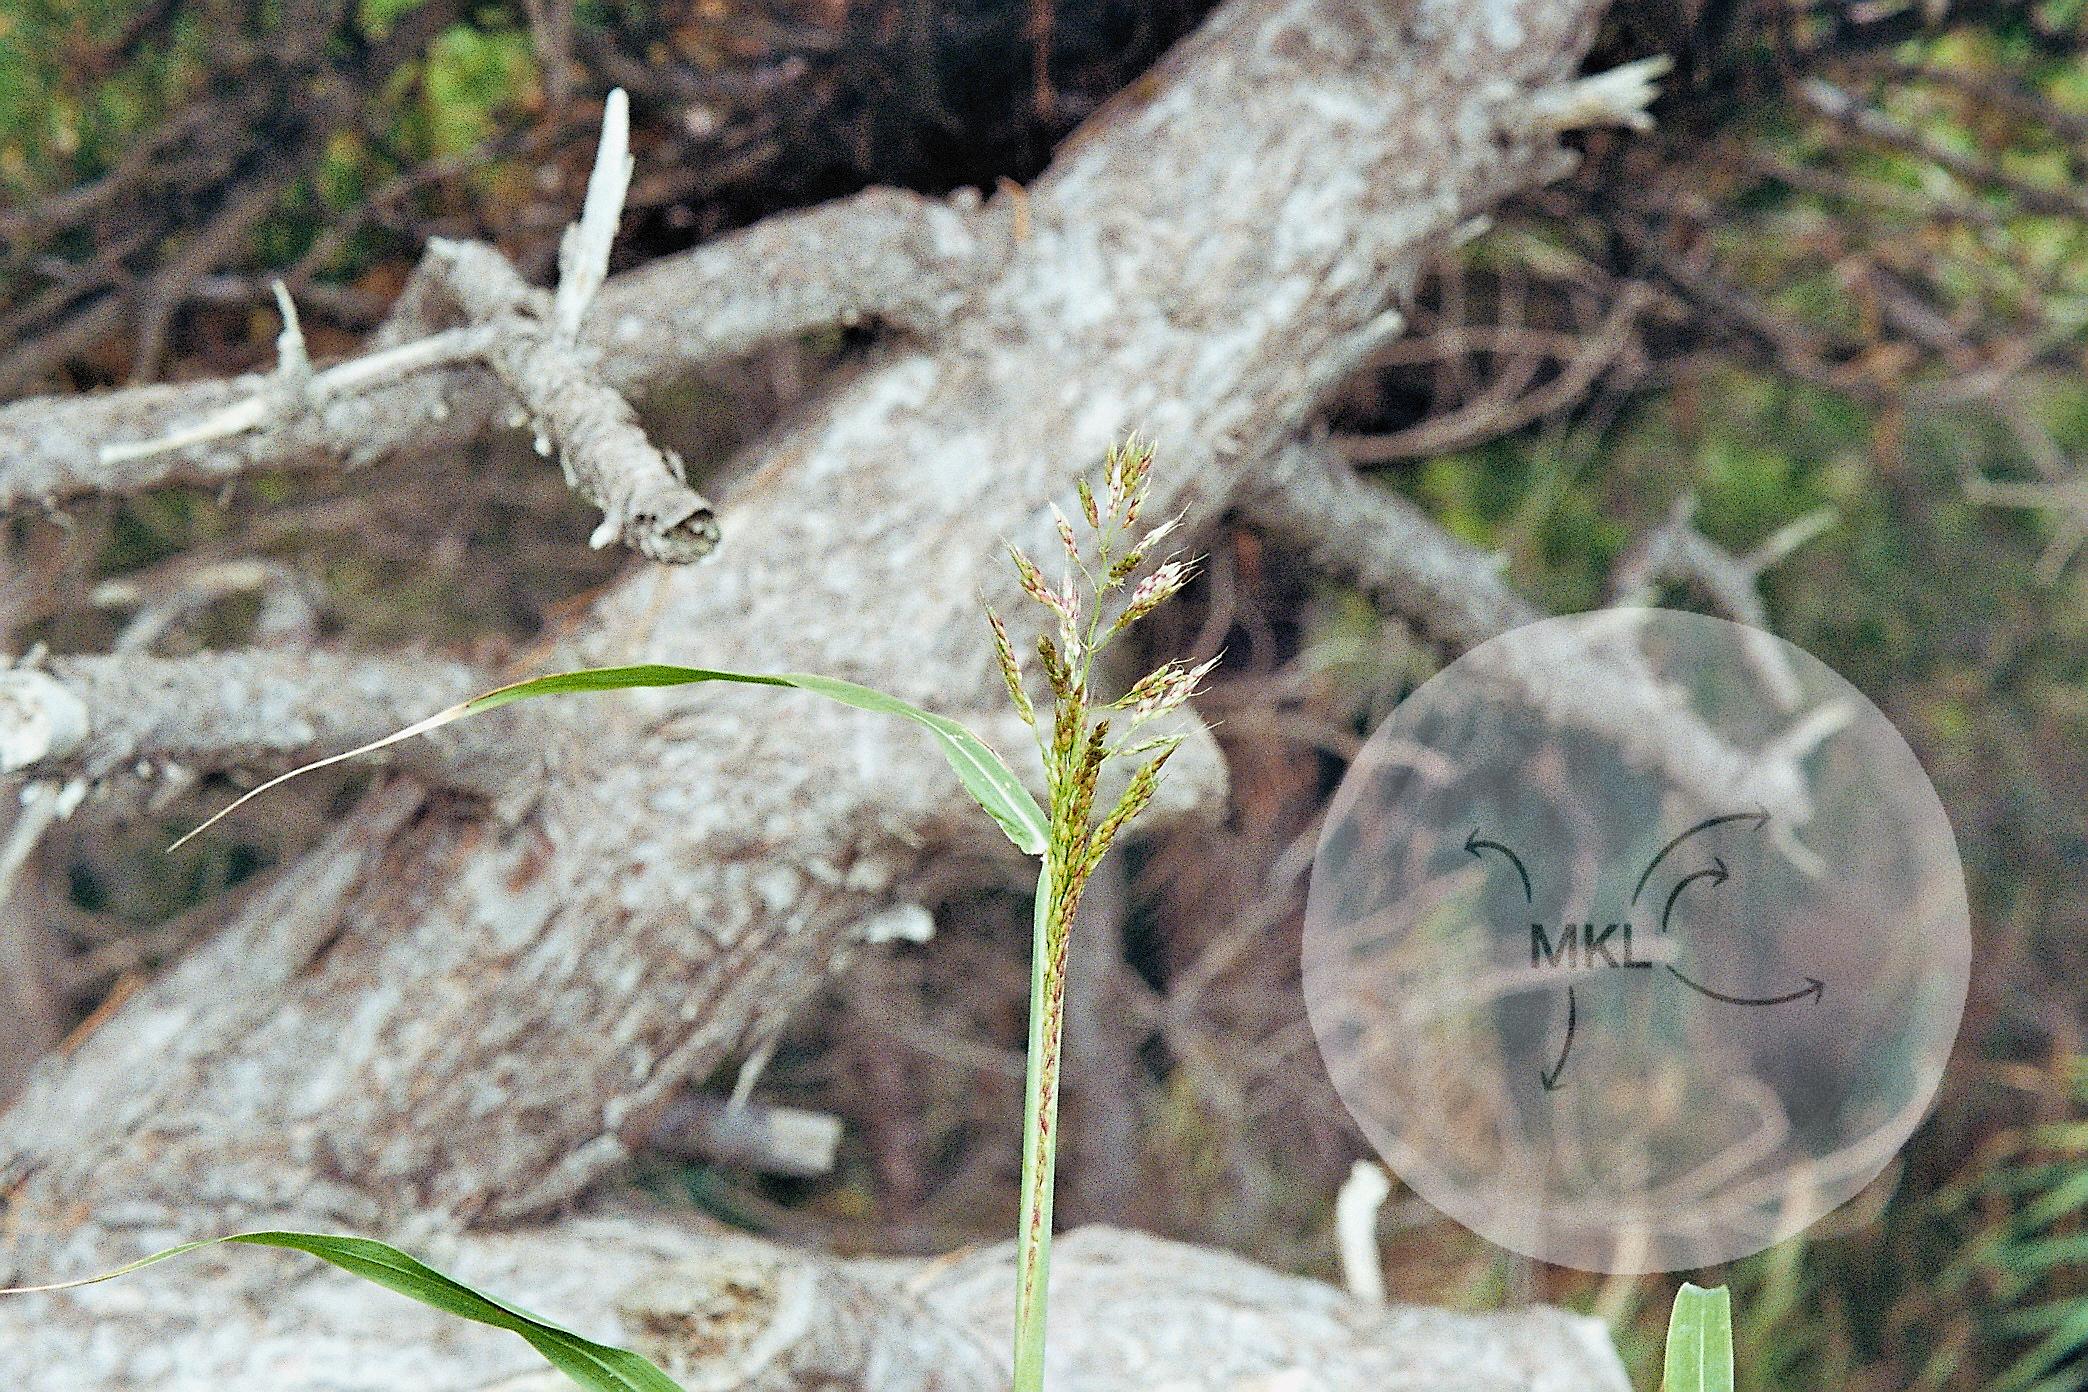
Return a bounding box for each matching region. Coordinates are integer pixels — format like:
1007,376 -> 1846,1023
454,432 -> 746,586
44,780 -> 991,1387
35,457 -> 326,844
1662,1283 -> 1735,1392
0,1231 -> 685,1392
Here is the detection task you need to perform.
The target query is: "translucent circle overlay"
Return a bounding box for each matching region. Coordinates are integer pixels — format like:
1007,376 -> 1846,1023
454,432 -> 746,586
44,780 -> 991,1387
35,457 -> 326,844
1303,610 -> 1969,1274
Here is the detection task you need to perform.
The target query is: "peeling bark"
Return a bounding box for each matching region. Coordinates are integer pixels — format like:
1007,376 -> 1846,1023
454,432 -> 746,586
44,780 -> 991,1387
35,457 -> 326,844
415,237 -> 717,564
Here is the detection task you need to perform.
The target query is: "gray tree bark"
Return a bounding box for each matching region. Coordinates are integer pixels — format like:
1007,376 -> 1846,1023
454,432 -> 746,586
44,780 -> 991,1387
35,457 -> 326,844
0,0 -> 1642,1384
2,1218 -> 1631,1390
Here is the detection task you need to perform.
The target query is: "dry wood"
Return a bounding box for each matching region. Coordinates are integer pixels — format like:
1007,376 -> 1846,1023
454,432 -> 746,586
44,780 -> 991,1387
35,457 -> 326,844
0,650 -> 539,794
0,187 -> 1007,517
631,1094 -> 843,1178
1242,440 -> 1831,822
0,1218 -> 1631,1391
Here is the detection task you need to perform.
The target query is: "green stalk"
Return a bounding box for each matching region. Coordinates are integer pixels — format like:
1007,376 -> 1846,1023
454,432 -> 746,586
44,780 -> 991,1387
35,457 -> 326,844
1013,856 -> 1065,1390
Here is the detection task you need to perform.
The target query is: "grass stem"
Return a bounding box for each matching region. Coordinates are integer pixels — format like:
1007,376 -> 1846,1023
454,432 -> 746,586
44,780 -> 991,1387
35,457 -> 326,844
1014,858 -> 1064,1390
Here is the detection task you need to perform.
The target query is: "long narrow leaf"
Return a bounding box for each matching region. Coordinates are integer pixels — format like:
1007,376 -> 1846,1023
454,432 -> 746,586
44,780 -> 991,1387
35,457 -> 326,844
1662,1284 -> 1735,1392
0,1231 -> 685,1392
174,663 -> 1048,856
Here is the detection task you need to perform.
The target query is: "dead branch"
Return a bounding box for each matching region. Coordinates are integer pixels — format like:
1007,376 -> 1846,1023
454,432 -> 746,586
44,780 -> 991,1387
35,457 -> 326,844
1878,56 -> 2088,147
0,789 -> 69,1105
1619,222 -> 1860,393
94,557 -> 322,654
1334,284 -> 1655,464
1967,472 -> 2088,581
1241,440 -> 1540,652
416,237 -> 715,562
1610,493 -> 1836,709
84,94 -> 719,564
0,649 -> 542,804
1801,77 -> 2088,221
0,185 -> 1008,519
1737,144 -> 2004,231
614,1224 -> 1627,1392
1239,441 -> 1829,822
627,1094 -> 843,1178
0,0 -> 464,397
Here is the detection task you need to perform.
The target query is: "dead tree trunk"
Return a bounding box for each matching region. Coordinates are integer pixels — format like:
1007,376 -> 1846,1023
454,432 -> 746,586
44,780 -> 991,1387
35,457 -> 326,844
0,0 -> 1658,1383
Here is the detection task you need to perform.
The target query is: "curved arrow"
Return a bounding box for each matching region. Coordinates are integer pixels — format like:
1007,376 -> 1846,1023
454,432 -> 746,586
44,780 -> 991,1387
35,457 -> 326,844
1659,859 -> 1729,934
1540,985 -> 1577,1091
1465,830 -> 1533,904
1664,966 -> 1824,1007
1631,812 -> 1768,905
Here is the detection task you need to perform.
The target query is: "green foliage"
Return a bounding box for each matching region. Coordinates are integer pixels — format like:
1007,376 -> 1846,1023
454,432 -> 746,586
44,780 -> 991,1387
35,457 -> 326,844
418,18 -> 539,156
1662,1285 -> 1736,1392
1935,1059 -> 2088,1392
0,0 -> 552,296
357,0 -> 432,38
0,1231 -> 686,1392
460,665 -> 1049,854
0,0 -> 207,198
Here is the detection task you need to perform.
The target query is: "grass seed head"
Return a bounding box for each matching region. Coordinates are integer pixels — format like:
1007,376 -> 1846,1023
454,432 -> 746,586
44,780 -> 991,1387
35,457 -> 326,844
988,607 -> 1034,726
1010,545 -> 1054,608
979,439 -> 1209,1392
1109,558 -> 1196,638
1086,741 -> 1177,871
1124,654 -> 1216,723
1036,633 -> 1074,702
1051,502 -> 1081,565
998,440 -> 1201,875
1101,435 -> 1155,527
1135,512 -> 1182,555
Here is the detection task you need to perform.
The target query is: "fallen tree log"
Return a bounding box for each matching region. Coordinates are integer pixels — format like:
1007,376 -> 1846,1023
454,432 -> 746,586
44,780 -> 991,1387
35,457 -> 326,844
0,0 -> 1644,1383
2,1219 -> 1632,1390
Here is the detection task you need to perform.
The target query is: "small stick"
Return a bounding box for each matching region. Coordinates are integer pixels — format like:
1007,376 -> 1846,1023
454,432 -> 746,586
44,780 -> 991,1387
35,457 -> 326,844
1335,1160 -> 1392,1306
552,88 -> 632,347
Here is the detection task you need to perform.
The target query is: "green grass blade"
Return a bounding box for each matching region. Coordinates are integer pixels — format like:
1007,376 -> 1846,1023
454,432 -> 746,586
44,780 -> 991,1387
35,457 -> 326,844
1990,1299 -> 2088,1392
779,672 -> 1048,855
0,1231 -> 686,1392
1662,1284 -> 1735,1392
175,663 -> 1049,857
